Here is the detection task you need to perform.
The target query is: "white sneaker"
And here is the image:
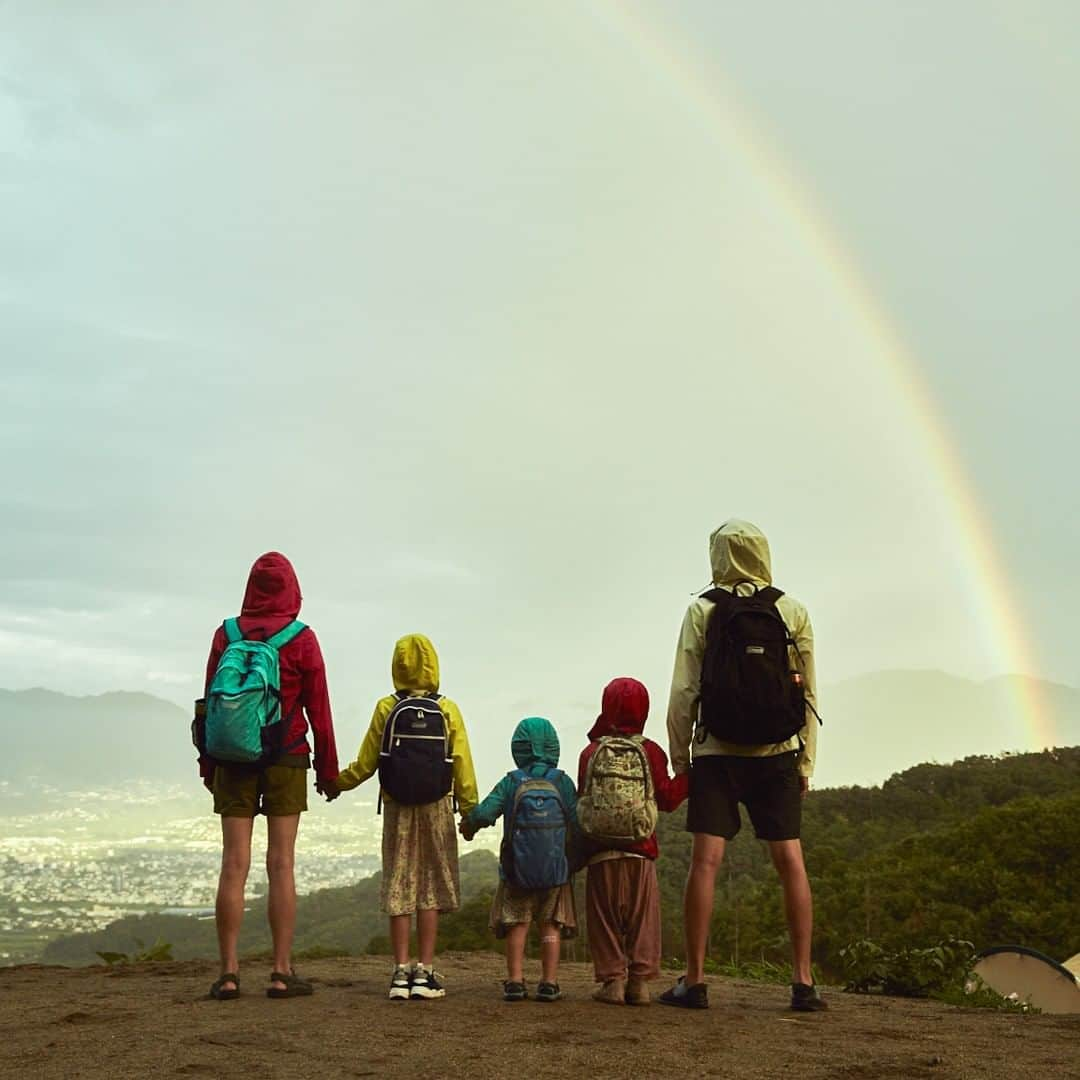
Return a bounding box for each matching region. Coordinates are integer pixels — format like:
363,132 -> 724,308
409,965 -> 446,999
388,964 -> 411,1001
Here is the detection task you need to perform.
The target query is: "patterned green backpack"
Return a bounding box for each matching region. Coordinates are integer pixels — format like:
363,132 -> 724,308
577,735 -> 657,846
203,618 -> 307,765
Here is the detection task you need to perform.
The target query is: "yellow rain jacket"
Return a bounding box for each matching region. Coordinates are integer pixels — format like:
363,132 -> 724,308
336,634 -> 479,815
666,520 -> 819,779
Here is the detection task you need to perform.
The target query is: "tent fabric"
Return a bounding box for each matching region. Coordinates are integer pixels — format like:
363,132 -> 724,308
972,946 -> 1080,1015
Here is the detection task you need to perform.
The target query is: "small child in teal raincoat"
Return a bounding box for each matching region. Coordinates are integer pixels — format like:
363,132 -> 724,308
460,716 -> 578,1002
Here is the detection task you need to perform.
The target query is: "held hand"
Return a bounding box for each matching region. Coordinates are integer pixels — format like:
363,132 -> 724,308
317,777 -> 341,802
799,776 -> 810,800
458,816 -> 475,841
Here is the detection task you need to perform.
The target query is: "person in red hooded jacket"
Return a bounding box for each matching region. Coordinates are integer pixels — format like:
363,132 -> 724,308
200,552 -> 339,1001
577,677 -> 688,1006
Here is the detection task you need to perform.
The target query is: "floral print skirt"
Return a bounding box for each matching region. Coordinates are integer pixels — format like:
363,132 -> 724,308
380,795 -> 460,916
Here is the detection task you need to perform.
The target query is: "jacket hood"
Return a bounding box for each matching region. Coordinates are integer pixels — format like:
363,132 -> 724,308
241,552 -> 302,619
709,519 -> 772,588
588,677 -> 650,739
511,716 -> 560,769
392,634 -> 440,692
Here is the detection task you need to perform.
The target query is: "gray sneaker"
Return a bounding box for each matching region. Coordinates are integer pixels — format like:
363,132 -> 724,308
410,966 -> 446,1000
388,964 -> 411,1001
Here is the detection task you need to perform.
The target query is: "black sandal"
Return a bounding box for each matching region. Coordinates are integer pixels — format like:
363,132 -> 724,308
267,970 -> 313,999
209,973 -> 240,1000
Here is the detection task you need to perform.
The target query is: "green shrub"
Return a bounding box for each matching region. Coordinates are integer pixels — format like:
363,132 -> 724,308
96,938 -> 174,965
840,937 -> 975,997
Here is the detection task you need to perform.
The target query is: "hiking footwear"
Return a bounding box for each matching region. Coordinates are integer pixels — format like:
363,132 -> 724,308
658,976 -> 708,1009
388,964 -> 411,1001
593,978 -> 625,1005
536,982 -> 562,1002
503,980 -> 528,1002
209,973 -> 239,1001
409,966 -> 446,1000
625,977 -> 650,1006
791,983 -> 828,1012
267,971 -> 313,999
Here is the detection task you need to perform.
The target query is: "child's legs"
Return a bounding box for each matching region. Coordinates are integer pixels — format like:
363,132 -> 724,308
538,921 -> 561,984
389,913 -> 412,966
504,922 -> 529,982
586,862 -> 628,983
625,859 -> 662,980
416,908 -> 439,966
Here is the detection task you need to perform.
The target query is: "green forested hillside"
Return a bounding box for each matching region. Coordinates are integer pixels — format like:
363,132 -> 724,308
43,749 -> 1080,976
673,747 -> 1080,976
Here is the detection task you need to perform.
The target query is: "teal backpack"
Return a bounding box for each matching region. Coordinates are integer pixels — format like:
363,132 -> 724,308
203,618 -> 308,765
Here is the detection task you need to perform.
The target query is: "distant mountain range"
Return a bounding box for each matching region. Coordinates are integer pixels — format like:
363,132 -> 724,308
814,671 -> 1080,787
3,671 -> 1078,789
1,689 -> 193,785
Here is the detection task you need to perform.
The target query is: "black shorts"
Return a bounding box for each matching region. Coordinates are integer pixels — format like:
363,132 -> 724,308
686,752 -> 801,841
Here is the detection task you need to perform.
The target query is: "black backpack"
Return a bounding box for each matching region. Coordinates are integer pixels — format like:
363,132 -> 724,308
377,692 -> 454,806
698,583 -> 806,745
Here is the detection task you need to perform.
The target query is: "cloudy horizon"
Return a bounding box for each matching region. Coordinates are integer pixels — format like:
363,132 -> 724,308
2,2 -> 1077,773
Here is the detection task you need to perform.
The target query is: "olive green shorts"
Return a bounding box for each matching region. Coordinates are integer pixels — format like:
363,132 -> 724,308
212,763 -> 309,818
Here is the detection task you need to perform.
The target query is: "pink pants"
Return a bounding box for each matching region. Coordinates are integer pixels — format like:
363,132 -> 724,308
586,856 -> 661,983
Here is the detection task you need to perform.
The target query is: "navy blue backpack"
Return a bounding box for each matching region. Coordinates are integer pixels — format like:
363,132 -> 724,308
500,768 -> 569,890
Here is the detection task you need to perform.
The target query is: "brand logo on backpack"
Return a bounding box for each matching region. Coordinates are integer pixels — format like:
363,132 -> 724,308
501,769 -> 569,890
377,693 -> 454,806
698,583 -> 806,746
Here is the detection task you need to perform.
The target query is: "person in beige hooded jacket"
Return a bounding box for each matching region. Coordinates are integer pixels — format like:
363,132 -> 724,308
661,519 -> 826,1013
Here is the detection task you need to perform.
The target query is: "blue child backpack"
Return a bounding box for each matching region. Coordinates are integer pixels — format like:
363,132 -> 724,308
500,768 -> 570,890
203,618 -> 308,766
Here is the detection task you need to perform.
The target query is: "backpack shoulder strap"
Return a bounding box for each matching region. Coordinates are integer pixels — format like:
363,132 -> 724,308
757,586 -> 785,606
223,618 -> 243,644
700,587 -> 731,605
266,620 -> 307,651
629,738 -> 656,799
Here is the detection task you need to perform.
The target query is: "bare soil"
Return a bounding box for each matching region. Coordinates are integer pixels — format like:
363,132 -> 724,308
2,954 -> 1077,1079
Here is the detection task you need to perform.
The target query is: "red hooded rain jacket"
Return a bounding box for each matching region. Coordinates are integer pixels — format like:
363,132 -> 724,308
201,552 -> 339,787
577,677 -> 688,860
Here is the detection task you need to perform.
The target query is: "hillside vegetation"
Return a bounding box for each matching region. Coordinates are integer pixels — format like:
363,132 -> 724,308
43,747 -> 1080,976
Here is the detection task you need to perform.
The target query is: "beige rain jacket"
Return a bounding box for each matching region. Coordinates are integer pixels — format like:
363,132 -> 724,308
666,519 -> 818,779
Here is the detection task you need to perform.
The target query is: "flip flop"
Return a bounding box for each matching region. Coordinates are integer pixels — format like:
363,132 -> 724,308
209,973 -> 240,1000
267,970 -> 313,999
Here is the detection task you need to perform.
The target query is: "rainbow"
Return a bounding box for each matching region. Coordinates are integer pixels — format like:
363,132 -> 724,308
593,1 -> 1054,749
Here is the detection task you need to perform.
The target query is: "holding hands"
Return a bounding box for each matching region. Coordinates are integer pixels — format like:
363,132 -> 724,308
317,775 -> 341,802
458,814 -> 476,841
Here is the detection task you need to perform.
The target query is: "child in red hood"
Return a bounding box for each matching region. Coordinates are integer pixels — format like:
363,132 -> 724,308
577,677 -> 688,1005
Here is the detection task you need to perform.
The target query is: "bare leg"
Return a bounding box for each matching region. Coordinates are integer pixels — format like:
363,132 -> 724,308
266,813 -> 300,991
504,923 -> 528,982
538,921 -> 561,984
389,914 -> 412,966
215,815 -> 254,990
684,833 -> 726,986
768,839 -> 814,985
416,908 -> 439,967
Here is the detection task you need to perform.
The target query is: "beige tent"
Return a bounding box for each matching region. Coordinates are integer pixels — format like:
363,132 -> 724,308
1064,953 -> 1080,980
972,947 -> 1080,1015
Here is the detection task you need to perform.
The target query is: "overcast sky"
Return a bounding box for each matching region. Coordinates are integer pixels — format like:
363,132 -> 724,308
2,2 -> 1077,781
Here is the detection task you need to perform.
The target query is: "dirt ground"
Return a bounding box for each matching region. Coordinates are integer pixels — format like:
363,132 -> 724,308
1,953 -> 1077,1080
